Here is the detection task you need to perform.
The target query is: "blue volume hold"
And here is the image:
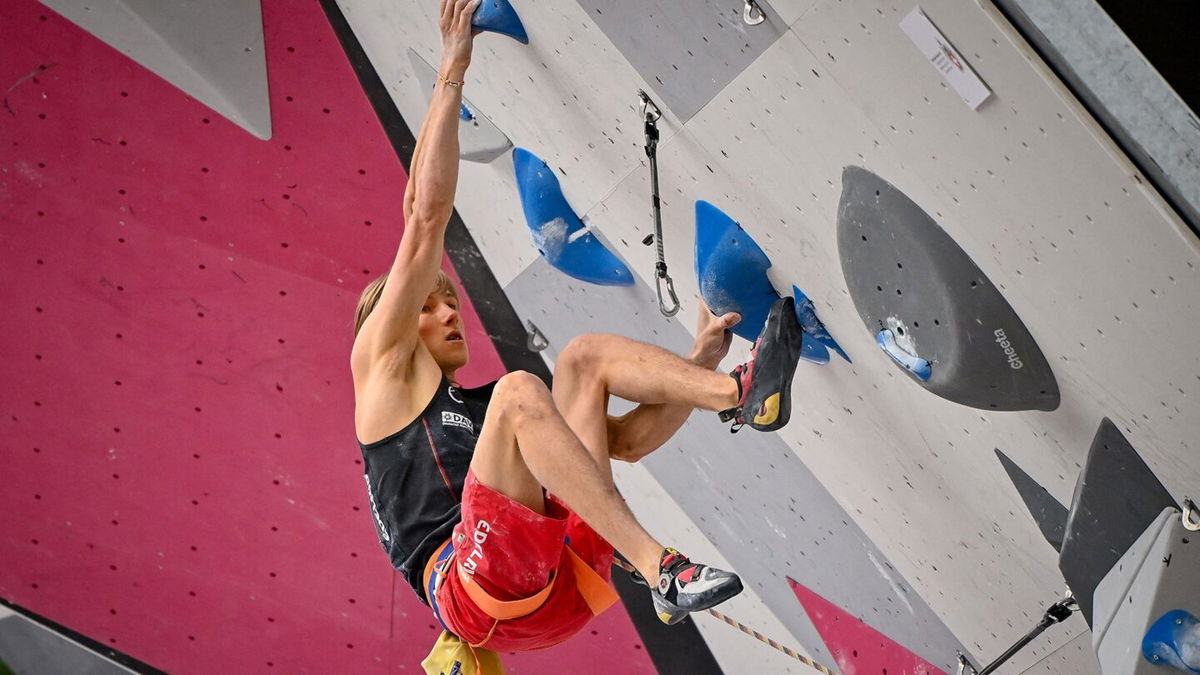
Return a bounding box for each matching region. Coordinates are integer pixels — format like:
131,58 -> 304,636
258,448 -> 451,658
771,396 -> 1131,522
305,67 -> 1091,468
877,329 -> 932,381
694,202 -> 839,366
1143,610 -> 1200,674
794,286 -> 851,363
473,0 -> 529,44
694,201 -> 780,343
512,148 -> 633,287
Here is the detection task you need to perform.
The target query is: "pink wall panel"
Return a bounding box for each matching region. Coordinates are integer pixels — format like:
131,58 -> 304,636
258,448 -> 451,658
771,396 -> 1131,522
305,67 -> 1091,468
789,578 -> 946,675
0,0 -> 654,672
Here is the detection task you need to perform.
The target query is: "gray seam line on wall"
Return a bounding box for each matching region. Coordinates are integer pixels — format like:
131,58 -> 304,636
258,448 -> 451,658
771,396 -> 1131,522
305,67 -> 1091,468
678,5 -> 809,129
579,7 -> 804,227
578,113 -> 689,224
1015,626 -> 1091,674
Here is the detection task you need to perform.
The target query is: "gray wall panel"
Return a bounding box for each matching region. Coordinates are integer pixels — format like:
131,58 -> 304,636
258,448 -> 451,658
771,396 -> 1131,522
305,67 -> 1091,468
0,614 -> 135,675
573,0 -> 789,121
41,0 -> 272,139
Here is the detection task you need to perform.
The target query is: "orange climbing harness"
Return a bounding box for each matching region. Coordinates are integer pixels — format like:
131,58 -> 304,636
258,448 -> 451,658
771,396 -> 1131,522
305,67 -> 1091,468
423,537 -> 619,625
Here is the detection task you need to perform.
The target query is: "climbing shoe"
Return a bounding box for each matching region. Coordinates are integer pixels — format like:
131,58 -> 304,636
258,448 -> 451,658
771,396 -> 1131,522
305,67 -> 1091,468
651,548 -> 743,625
719,296 -> 804,432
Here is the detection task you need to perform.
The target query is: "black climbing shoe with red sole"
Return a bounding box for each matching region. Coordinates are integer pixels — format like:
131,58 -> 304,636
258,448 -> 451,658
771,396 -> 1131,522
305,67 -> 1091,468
719,296 -> 804,432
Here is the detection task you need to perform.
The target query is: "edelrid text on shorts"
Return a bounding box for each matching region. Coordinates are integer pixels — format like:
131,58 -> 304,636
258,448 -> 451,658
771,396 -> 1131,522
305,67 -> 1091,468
460,520 -> 491,577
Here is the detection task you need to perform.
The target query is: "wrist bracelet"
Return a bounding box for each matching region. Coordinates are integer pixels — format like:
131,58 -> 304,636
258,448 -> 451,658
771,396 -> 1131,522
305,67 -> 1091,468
438,74 -> 464,88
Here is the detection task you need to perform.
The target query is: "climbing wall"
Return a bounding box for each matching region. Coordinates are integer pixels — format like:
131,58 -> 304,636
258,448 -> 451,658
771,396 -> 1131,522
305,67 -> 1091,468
0,0 -> 656,672
341,0 -> 1199,672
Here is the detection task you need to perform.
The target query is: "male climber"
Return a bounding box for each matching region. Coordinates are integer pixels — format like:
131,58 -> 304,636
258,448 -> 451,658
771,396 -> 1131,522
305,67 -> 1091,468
350,0 -> 805,665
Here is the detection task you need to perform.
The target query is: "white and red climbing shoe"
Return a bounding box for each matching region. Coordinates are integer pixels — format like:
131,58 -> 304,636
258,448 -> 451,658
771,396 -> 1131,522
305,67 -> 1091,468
651,548 -> 743,625
719,296 -> 805,432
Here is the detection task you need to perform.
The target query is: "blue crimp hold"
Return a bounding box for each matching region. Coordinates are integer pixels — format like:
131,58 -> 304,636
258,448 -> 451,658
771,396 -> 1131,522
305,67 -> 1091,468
877,329 -> 931,381
793,285 -> 851,363
473,0 -> 529,44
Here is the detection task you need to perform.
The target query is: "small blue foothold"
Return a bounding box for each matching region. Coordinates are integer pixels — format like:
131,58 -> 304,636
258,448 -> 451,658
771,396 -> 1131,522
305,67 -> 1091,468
877,329 -> 931,380
473,0 -> 529,44
512,148 -> 633,287
793,286 -> 851,363
800,338 -> 830,365
1143,610 -> 1200,673
459,104 -> 475,122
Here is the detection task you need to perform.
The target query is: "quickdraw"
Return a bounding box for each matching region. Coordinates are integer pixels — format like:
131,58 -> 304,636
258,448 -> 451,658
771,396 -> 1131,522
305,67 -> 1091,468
639,89 -> 681,318
956,594 -> 1077,675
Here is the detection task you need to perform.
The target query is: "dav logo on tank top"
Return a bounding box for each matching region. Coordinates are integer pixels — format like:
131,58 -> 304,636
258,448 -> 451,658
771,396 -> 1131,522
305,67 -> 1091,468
441,410 -> 473,433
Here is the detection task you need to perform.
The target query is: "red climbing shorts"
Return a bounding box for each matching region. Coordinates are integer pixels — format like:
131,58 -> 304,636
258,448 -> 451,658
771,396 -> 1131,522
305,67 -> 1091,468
434,471 -> 615,653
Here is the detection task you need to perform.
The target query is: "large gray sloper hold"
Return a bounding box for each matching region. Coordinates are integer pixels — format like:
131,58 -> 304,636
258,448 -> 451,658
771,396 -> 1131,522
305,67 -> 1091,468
836,166 -> 1059,411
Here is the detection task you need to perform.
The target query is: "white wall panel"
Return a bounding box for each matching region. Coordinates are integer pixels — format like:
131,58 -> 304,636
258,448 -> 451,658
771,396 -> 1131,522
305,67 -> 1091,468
338,0 -> 1200,672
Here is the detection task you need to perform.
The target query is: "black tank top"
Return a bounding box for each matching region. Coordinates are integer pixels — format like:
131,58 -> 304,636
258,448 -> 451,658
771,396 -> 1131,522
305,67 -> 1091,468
359,376 -> 495,603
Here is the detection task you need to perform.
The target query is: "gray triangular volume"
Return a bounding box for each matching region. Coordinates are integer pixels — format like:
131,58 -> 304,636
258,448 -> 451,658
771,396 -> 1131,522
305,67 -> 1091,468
407,48 -> 512,163
1057,418 -> 1177,628
994,449 -> 1068,552
41,0 -> 272,140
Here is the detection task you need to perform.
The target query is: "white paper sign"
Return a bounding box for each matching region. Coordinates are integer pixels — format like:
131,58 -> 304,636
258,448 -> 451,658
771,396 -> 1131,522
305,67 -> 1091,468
900,6 -> 992,110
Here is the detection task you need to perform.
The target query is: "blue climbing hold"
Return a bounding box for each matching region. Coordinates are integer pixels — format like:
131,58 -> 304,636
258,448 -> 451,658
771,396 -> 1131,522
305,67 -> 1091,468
460,103 -> 475,122
694,200 -> 779,343
794,286 -> 851,364
1143,610 -> 1200,673
799,334 -> 830,364
512,148 -> 633,287
695,201 -> 844,366
473,0 -> 529,44
877,329 -> 931,381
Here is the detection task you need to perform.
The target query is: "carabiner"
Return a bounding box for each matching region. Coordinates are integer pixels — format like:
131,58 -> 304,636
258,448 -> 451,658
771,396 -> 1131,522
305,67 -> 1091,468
656,263 -> 680,317
638,89 -> 662,124
743,0 -> 766,26
525,320 -> 549,353
1184,498 -> 1200,532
